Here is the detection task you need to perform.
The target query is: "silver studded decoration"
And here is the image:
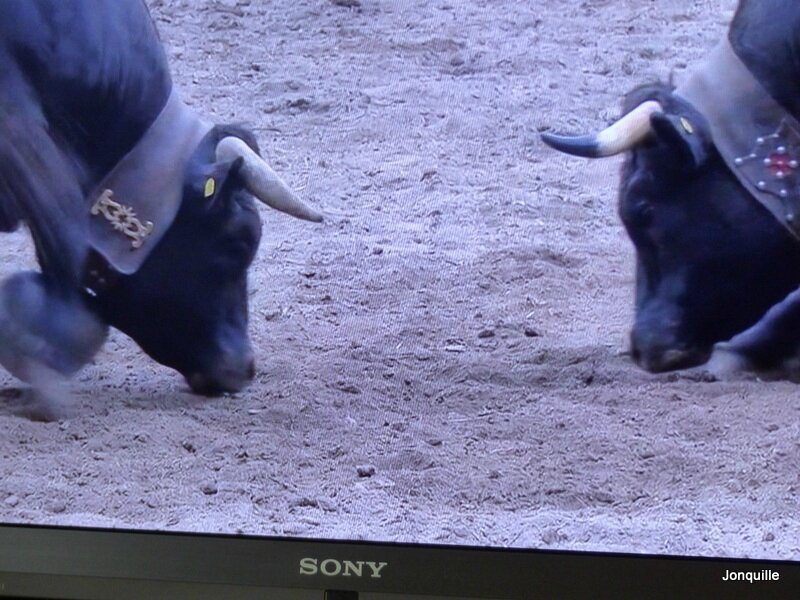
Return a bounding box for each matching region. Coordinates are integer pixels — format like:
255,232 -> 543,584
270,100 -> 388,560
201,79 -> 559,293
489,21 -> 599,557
733,119 -> 800,230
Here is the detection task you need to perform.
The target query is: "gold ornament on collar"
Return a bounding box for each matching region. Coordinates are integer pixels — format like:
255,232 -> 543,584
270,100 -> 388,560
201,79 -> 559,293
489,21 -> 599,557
90,189 -> 154,249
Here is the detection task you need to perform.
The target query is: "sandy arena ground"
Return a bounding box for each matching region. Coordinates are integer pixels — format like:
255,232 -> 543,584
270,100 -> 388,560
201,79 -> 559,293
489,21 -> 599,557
1,0 -> 799,560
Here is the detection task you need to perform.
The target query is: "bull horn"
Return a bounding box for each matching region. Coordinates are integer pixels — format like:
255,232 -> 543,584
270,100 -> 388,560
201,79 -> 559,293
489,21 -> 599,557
541,100 -> 663,158
215,136 -> 323,223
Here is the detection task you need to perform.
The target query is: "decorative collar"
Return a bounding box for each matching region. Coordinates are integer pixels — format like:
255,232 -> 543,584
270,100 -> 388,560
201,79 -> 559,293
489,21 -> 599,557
676,37 -> 800,240
87,89 -> 212,275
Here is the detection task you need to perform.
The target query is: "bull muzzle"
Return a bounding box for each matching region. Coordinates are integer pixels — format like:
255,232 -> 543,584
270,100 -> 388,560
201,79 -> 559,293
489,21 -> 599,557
185,350 -> 256,396
630,319 -> 710,373
215,136 -> 324,223
541,100 -> 663,158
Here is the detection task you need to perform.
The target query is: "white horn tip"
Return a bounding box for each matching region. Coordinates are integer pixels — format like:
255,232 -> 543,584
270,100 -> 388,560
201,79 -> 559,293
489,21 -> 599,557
300,208 -> 324,223
216,136 -> 324,223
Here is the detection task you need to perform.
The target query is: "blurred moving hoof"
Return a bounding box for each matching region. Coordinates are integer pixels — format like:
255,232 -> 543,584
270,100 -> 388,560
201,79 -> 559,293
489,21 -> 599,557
678,366 -> 720,383
702,344 -> 756,381
0,272 -> 108,382
677,344 -> 755,382
20,389 -> 76,423
2,375 -> 76,422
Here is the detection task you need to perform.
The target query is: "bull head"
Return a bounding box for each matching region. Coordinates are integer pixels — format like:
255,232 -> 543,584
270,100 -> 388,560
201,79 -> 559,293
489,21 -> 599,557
85,109 -> 324,396
540,73 -> 800,374
540,94 -> 734,372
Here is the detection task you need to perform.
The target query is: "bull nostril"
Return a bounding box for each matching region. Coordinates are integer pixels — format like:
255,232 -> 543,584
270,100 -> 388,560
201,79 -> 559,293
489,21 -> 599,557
631,345 -> 707,373
661,349 -> 689,369
187,372 -> 216,396
630,344 -> 642,364
185,359 -> 254,396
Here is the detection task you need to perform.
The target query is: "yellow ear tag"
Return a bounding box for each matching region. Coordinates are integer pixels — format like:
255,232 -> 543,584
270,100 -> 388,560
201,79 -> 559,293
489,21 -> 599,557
204,177 -> 216,198
680,117 -> 694,135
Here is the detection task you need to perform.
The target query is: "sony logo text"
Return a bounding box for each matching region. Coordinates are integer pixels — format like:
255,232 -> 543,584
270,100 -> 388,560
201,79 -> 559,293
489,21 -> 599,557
299,558 -> 388,579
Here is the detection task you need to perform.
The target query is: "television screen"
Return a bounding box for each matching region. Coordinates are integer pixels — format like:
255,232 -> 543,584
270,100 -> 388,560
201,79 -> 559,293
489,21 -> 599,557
1,0 -> 798,598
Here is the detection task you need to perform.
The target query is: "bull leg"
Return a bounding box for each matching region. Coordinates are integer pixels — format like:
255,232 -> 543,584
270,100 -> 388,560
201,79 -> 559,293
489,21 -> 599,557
704,286 -> 800,379
0,272 -> 107,419
0,97 -> 106,418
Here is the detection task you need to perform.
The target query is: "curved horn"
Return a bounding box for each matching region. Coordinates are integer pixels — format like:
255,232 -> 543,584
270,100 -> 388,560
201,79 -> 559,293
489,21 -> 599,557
541,100 -> 663,158
215,136 -> 323,223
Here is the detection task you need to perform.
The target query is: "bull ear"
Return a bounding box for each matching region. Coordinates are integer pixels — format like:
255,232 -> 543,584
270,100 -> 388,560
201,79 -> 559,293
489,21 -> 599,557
198,157 -> 244,208
650,112 -> 711,171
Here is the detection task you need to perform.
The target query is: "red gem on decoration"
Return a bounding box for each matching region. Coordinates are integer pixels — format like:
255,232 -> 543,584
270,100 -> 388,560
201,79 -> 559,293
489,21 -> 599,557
768,152 -> 795,177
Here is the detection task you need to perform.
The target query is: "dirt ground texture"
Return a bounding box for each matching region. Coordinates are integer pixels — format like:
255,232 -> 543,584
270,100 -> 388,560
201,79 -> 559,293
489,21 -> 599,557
2,0 -> 799,560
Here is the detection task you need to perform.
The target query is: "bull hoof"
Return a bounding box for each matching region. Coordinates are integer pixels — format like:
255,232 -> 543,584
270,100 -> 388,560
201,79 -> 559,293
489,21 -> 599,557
26,392 -> 76,422
678,367 -> 719,383
703,343 -> 756,381
1,372 -> 76,422
677,344 -> 756,382
0,272 -> 107,382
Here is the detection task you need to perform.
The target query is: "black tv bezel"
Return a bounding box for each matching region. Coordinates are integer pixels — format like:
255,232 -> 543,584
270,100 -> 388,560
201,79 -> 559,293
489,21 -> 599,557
1,523 -> 798,599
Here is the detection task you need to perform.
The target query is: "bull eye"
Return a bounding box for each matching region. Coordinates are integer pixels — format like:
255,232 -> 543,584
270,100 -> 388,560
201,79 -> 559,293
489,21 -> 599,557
624,199 -> 654,228
222,208 -> 260,266
635,201 -> 654,225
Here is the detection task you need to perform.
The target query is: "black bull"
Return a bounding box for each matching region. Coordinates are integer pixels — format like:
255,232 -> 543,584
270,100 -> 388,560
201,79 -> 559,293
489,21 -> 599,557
543,0 -> 800,378
0,0 -> 322,399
